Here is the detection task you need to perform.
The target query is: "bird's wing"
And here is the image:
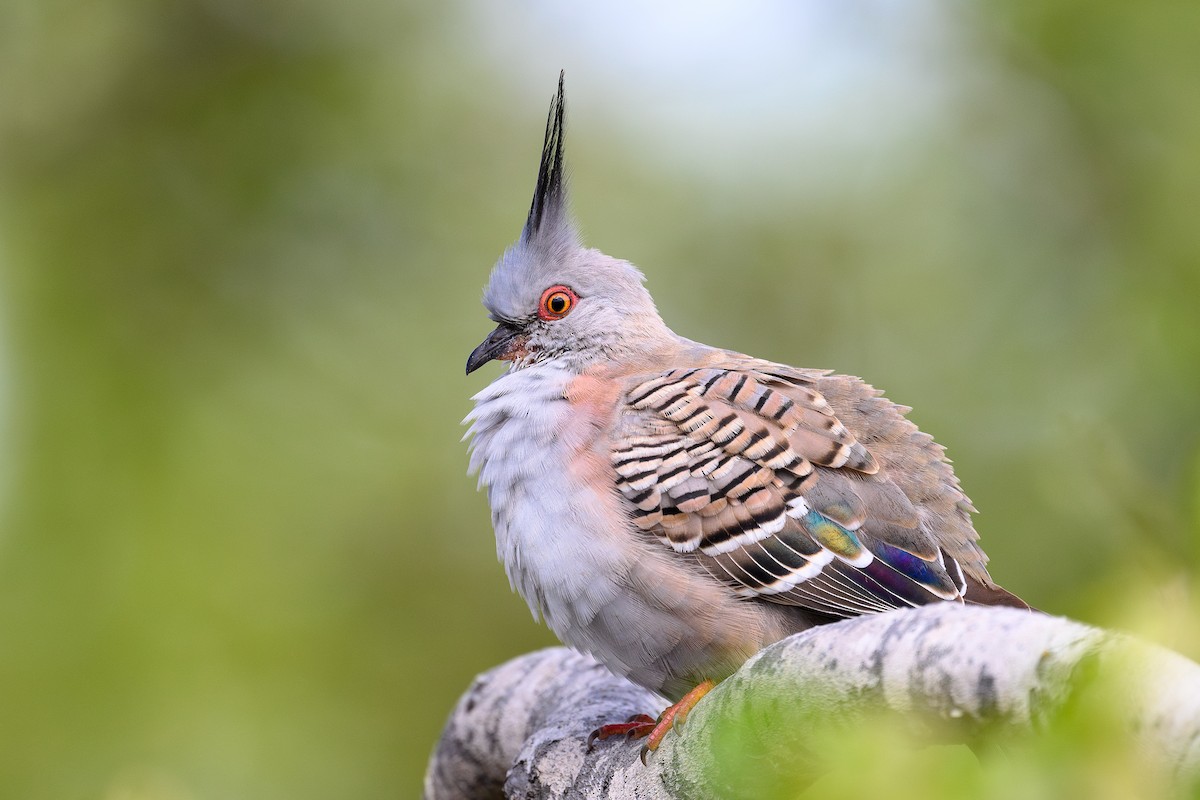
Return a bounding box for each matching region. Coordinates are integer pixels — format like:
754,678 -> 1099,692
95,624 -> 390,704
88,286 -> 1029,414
610,362 -> 990,617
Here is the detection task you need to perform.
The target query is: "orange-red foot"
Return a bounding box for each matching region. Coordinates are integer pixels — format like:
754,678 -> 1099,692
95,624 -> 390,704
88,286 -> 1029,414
585,680 -> 717,763
587,714 -> 656,751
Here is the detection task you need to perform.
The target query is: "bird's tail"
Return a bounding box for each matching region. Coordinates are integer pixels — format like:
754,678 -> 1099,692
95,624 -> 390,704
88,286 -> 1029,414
963,577 -> 1036,611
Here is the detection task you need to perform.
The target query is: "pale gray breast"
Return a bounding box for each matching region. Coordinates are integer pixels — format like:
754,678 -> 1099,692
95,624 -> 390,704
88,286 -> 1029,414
465,365 -> 633,642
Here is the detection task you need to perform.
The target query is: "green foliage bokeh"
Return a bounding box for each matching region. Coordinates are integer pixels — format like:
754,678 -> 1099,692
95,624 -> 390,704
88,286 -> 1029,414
0,2 -> 1196,797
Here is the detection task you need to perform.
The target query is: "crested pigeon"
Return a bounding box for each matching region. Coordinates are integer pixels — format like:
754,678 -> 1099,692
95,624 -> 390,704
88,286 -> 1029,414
465,74 -> 1028,752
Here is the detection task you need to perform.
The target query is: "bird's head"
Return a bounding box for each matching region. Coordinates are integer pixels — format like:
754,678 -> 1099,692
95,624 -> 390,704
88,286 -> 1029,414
466,74 -> 672,376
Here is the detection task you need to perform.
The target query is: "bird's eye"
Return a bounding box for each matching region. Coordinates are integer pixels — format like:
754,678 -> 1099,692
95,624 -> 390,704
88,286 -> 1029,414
538,285 -> 578,321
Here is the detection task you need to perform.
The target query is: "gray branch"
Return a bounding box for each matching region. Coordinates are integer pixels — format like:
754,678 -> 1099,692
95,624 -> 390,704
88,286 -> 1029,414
424,604 -> 1200,799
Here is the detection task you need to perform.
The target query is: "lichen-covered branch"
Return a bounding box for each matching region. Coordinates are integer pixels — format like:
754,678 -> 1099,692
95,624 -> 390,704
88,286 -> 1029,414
424,604 -> 1200,800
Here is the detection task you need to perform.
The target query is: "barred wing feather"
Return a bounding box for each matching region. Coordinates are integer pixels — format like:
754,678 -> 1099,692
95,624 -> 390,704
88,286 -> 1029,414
611,364 -> 971,616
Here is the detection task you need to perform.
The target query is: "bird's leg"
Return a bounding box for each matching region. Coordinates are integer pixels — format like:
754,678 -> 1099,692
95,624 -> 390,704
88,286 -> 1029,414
639,679 -> 715,761
585,680 -> 717,761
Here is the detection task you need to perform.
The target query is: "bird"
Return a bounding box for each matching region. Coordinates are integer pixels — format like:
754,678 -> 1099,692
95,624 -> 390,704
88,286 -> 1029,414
464,73 -> 1029,756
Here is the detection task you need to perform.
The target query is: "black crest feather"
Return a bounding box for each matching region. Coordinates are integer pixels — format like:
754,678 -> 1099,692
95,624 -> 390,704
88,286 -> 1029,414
523,71 -> 567,241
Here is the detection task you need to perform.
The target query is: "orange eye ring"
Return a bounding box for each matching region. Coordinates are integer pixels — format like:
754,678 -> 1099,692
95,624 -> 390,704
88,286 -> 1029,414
538,285 -> 578,321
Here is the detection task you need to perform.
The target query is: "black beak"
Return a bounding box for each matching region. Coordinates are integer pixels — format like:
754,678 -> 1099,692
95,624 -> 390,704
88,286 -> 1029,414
466,323 -> 523,375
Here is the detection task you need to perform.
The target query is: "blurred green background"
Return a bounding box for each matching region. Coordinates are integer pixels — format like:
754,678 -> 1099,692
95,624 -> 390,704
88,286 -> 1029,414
0,1 -> 1197,797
